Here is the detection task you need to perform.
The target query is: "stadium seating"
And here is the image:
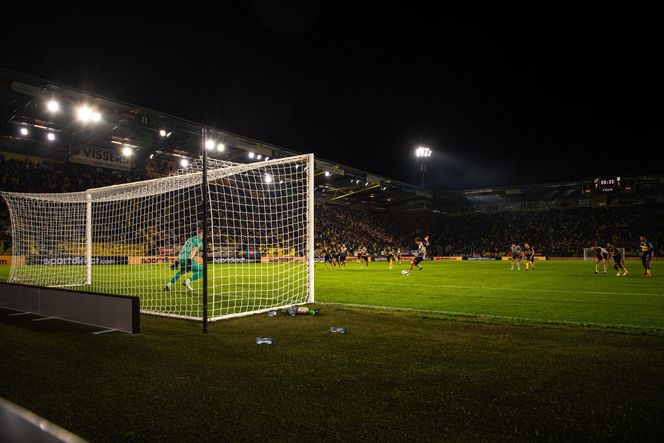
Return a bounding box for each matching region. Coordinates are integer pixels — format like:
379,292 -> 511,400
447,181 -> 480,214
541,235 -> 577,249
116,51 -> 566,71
0,153 -> 658,258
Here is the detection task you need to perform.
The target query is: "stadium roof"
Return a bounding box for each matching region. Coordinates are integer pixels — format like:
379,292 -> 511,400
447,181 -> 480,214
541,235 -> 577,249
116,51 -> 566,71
0,68 -> 431,209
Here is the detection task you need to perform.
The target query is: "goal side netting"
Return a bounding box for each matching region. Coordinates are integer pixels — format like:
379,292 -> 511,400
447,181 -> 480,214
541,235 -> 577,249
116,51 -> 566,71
1,154 -> 315,321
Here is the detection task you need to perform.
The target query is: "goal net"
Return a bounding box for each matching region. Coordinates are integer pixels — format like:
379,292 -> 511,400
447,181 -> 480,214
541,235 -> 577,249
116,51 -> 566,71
0,154 -> 315,321
582,247 -> 625,261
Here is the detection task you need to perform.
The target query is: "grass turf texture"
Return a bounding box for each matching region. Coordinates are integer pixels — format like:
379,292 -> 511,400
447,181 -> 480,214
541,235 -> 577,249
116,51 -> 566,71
1,306 -> 664,441
1,259 -> 663,328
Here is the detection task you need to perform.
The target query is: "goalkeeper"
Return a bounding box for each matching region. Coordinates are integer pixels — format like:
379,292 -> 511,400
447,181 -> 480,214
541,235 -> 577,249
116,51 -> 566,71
164,227 -> 204,291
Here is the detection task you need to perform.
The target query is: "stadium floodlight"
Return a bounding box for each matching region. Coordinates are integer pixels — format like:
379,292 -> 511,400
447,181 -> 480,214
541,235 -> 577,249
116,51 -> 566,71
20,127 -> 29,136
159,129 -> 167,137
47,132 -> 56,141
257,154 -> 262,160
180,158 -> 189,168
122,146 -> 133,157
216,143 -> 225,152
46,100 -> 60,113
205,140 -> 216,150
0,154 -> 315,321
324,171 -> 331,177
149,154 -> 154,159
415,145 -> 432,187
264,157 -> 269,161
248,152 -> 255,159
415,146 -> 432,157
77,106 -> 101,123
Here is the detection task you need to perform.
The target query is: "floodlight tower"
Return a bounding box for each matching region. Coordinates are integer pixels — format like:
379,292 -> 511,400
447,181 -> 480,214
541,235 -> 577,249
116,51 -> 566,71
415,146 -> 432,187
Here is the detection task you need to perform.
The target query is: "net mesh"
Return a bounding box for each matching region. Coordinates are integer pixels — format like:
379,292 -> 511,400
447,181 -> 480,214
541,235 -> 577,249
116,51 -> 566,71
1,154 -> 313,321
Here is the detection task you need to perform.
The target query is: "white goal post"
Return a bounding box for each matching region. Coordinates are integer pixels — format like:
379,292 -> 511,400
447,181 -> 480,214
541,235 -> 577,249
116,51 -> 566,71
583,247 -> 625,261
1,154 -> 315,321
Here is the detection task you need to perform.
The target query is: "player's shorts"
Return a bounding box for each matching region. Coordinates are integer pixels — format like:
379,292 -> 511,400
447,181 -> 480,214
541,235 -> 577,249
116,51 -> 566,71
512,253 -> 520,259
642,254 -> 653,264
612,254 -> 623,263
339,254 -> 347,262
413,256 -> 424,265
525,255 -> 534,262
324,255 -> 332,262
360,255 -> 369,262
387,254 -> 395,261
596,252 -> 608,260
176,258 -> 192,273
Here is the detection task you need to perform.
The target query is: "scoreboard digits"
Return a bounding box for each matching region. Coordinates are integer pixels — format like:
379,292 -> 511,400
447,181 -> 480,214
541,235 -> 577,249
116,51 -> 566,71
593,176 -> 622,193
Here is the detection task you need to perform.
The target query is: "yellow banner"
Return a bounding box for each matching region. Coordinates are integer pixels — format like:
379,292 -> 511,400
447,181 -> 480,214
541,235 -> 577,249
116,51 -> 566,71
0,255 -> 25,266
60,243 -> 147,256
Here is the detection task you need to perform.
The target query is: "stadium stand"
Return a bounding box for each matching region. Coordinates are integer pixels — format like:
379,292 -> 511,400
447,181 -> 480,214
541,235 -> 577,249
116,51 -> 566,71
0,69 -> 661,260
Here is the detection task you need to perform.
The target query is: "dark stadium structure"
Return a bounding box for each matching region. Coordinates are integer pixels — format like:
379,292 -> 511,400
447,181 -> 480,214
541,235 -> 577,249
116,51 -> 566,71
1,67 -> 663,258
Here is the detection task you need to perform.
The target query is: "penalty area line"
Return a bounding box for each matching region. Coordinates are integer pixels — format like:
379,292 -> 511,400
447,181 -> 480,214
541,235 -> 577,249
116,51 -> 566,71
92,329 -> 117,335
317,302 -> 664,332
360,281 -> 664,298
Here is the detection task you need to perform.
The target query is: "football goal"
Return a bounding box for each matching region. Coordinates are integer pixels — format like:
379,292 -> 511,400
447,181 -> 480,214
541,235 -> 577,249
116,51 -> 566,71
0,154 -> 315,321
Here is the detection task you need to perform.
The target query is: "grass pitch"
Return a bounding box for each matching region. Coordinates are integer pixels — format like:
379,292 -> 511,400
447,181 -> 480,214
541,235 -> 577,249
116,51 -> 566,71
316,259 -> 664,330
1,259 -> 663,329
1,260 -> 664,440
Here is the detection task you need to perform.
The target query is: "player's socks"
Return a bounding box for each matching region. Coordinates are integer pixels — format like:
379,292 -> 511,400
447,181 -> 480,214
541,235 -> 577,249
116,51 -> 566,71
184,279 -> 193,290
163,283 -> 171,292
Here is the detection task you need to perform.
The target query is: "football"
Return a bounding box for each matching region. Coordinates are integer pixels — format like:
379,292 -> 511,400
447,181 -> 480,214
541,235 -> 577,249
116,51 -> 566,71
401,270 -> 408,275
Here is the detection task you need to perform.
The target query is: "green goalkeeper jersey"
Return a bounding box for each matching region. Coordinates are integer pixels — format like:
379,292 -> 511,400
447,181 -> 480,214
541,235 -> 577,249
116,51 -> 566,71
178,235 -> 202,261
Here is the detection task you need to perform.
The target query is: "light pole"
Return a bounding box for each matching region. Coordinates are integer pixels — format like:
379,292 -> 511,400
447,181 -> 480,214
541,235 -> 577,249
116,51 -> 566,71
415,146 -> 431,187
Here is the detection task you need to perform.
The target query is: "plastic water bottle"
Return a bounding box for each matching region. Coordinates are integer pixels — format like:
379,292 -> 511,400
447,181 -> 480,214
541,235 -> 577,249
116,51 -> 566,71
287,306 -> 298,317
256,337 -> 275,344
329,327 -> 347,334
309,308 -> 320,316
267,310 -> 278,317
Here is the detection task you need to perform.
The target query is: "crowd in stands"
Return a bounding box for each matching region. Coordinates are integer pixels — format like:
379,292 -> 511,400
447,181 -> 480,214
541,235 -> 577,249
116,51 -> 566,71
430,206 -> 656,257
0,153 -> 147,194
0,153 -> 147,252
0,152 -> 660,258
315,205 -> 404,255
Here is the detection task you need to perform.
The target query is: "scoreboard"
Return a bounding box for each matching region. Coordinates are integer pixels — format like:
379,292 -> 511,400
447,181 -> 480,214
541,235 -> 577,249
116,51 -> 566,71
593,176 -> 622,193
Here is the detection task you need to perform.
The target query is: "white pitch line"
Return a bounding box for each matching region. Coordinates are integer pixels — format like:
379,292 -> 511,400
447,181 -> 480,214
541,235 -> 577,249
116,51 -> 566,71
31,317 -> 53,322
9,312 -> 32,316
92,329 -> 117,335
317,302 -> 664,331
359,281 -> 664,298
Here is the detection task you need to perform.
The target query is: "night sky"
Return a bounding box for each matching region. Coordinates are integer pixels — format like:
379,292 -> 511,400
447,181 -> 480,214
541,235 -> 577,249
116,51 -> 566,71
1,3 -> 662,190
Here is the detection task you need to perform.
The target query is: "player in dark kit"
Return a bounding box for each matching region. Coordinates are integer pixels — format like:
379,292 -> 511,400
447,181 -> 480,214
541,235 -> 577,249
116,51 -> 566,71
639,235 -> 654,277
382,245 -> 396,270
403,235 -> 429,276
322,246 -> 334,269
606,242 -> 628,276
592,244 -> 609,274
329,244 -> 339,268
357,245 -> 369,268
523,243 -> 535,270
